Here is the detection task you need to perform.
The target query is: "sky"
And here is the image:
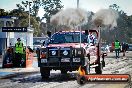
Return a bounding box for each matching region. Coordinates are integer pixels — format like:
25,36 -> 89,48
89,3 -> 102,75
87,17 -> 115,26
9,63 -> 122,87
0,0 -> 132,18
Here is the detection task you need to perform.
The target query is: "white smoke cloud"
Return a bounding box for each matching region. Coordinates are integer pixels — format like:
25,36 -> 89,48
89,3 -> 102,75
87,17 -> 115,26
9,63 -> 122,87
92,9 -> 119,28
50,8 -> 88,29
51,8 -> 119,30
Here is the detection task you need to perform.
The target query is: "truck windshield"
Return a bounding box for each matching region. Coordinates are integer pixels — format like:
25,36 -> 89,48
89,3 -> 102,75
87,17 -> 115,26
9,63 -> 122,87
49,32 -> 87,44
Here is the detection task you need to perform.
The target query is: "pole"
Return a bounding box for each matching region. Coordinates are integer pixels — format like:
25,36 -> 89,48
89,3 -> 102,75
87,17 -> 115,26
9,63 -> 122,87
29,2 -> 31,28
79,26 -> 82,48
77,0 -> 79,8
77,0 -> 81,47
27,1 -> 32,50
97,27 -> 101,64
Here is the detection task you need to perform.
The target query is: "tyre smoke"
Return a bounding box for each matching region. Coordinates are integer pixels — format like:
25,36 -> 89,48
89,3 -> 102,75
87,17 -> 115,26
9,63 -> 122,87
92,9 -> 119,29
50,8 -> 88,29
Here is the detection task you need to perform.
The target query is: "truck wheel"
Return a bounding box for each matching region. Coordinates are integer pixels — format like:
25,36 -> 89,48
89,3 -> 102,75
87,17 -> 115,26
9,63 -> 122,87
95,65 -> 102,74
40,67 -> 50,79
77,75 -> 87,85
61,69 -> 67,74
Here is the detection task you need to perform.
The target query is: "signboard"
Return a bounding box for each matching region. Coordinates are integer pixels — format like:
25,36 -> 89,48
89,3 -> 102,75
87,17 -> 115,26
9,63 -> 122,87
2,27 -> 27,32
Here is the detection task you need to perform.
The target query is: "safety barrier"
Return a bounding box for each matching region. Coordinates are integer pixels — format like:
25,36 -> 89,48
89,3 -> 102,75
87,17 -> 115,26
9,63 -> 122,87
26,48 -> 33,68
2,49 -> 13,68
2,47 -> 34,68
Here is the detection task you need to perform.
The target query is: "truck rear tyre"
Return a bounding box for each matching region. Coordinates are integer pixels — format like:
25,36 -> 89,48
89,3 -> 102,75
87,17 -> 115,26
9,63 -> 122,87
77,75 -> 87,85
95,65 -> 102,74
40,67 -> 50,79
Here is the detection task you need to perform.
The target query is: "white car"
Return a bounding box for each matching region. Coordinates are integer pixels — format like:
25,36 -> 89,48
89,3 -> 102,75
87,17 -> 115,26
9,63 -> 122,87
33,42 -> 42,50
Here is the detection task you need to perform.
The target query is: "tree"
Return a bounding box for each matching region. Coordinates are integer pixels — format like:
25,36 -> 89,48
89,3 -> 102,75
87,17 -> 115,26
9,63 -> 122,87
0,9 -> 9,16
106,4 -> 132,43
109,4 -> 120,11
32,0 -> 41,17
16,0 -> 42,23
41,0 -> 64,23
12,1 -> 42,36
8,8 -> 40,36
19,0 -> 41,18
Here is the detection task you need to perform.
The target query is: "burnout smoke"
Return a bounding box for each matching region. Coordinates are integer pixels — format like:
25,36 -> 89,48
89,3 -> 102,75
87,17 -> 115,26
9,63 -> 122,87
50,8 -> 88,29
92,9 -> 119,28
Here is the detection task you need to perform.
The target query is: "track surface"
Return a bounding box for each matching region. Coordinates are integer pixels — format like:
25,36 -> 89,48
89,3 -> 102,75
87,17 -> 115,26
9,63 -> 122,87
0,52 -> 132,88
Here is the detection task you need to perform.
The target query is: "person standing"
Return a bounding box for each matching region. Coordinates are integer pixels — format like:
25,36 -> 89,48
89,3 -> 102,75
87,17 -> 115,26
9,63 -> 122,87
114,40 -> 120,59
122,42 -> 126,56
87,32 -> 95,44
14,38 -> 24,67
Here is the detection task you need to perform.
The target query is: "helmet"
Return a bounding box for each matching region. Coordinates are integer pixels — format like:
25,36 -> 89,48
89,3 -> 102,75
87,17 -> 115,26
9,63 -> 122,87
115,40 -> 119,42
17,38 -> 21,41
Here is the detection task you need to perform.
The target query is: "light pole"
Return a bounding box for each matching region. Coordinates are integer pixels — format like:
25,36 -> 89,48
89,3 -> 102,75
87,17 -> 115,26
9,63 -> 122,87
77,0 -> 79,8
25,1 -> 32,49
76,0 -> 82,47
28,1 -> 32,29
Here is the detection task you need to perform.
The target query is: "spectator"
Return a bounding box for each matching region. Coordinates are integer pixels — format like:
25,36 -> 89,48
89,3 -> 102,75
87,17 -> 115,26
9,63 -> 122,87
14,38 -> 24,67
87,32 -> 96,45
122,42 -> 129,56
105,45 -> 110,52
114,40 -> 121,59
122,42 -> 126,56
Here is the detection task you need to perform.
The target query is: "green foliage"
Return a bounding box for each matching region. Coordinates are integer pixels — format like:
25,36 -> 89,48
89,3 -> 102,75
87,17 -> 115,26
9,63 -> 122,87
101,4 -> 132,43
109,4 -> 120,11
14,1 -> 41,37
0,0 -> 64,36
0,9 -> 9,16
32,0 -> 41,17
0,8 -> 40,35
42,0 -> 64,23
19,0 -> 41,17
